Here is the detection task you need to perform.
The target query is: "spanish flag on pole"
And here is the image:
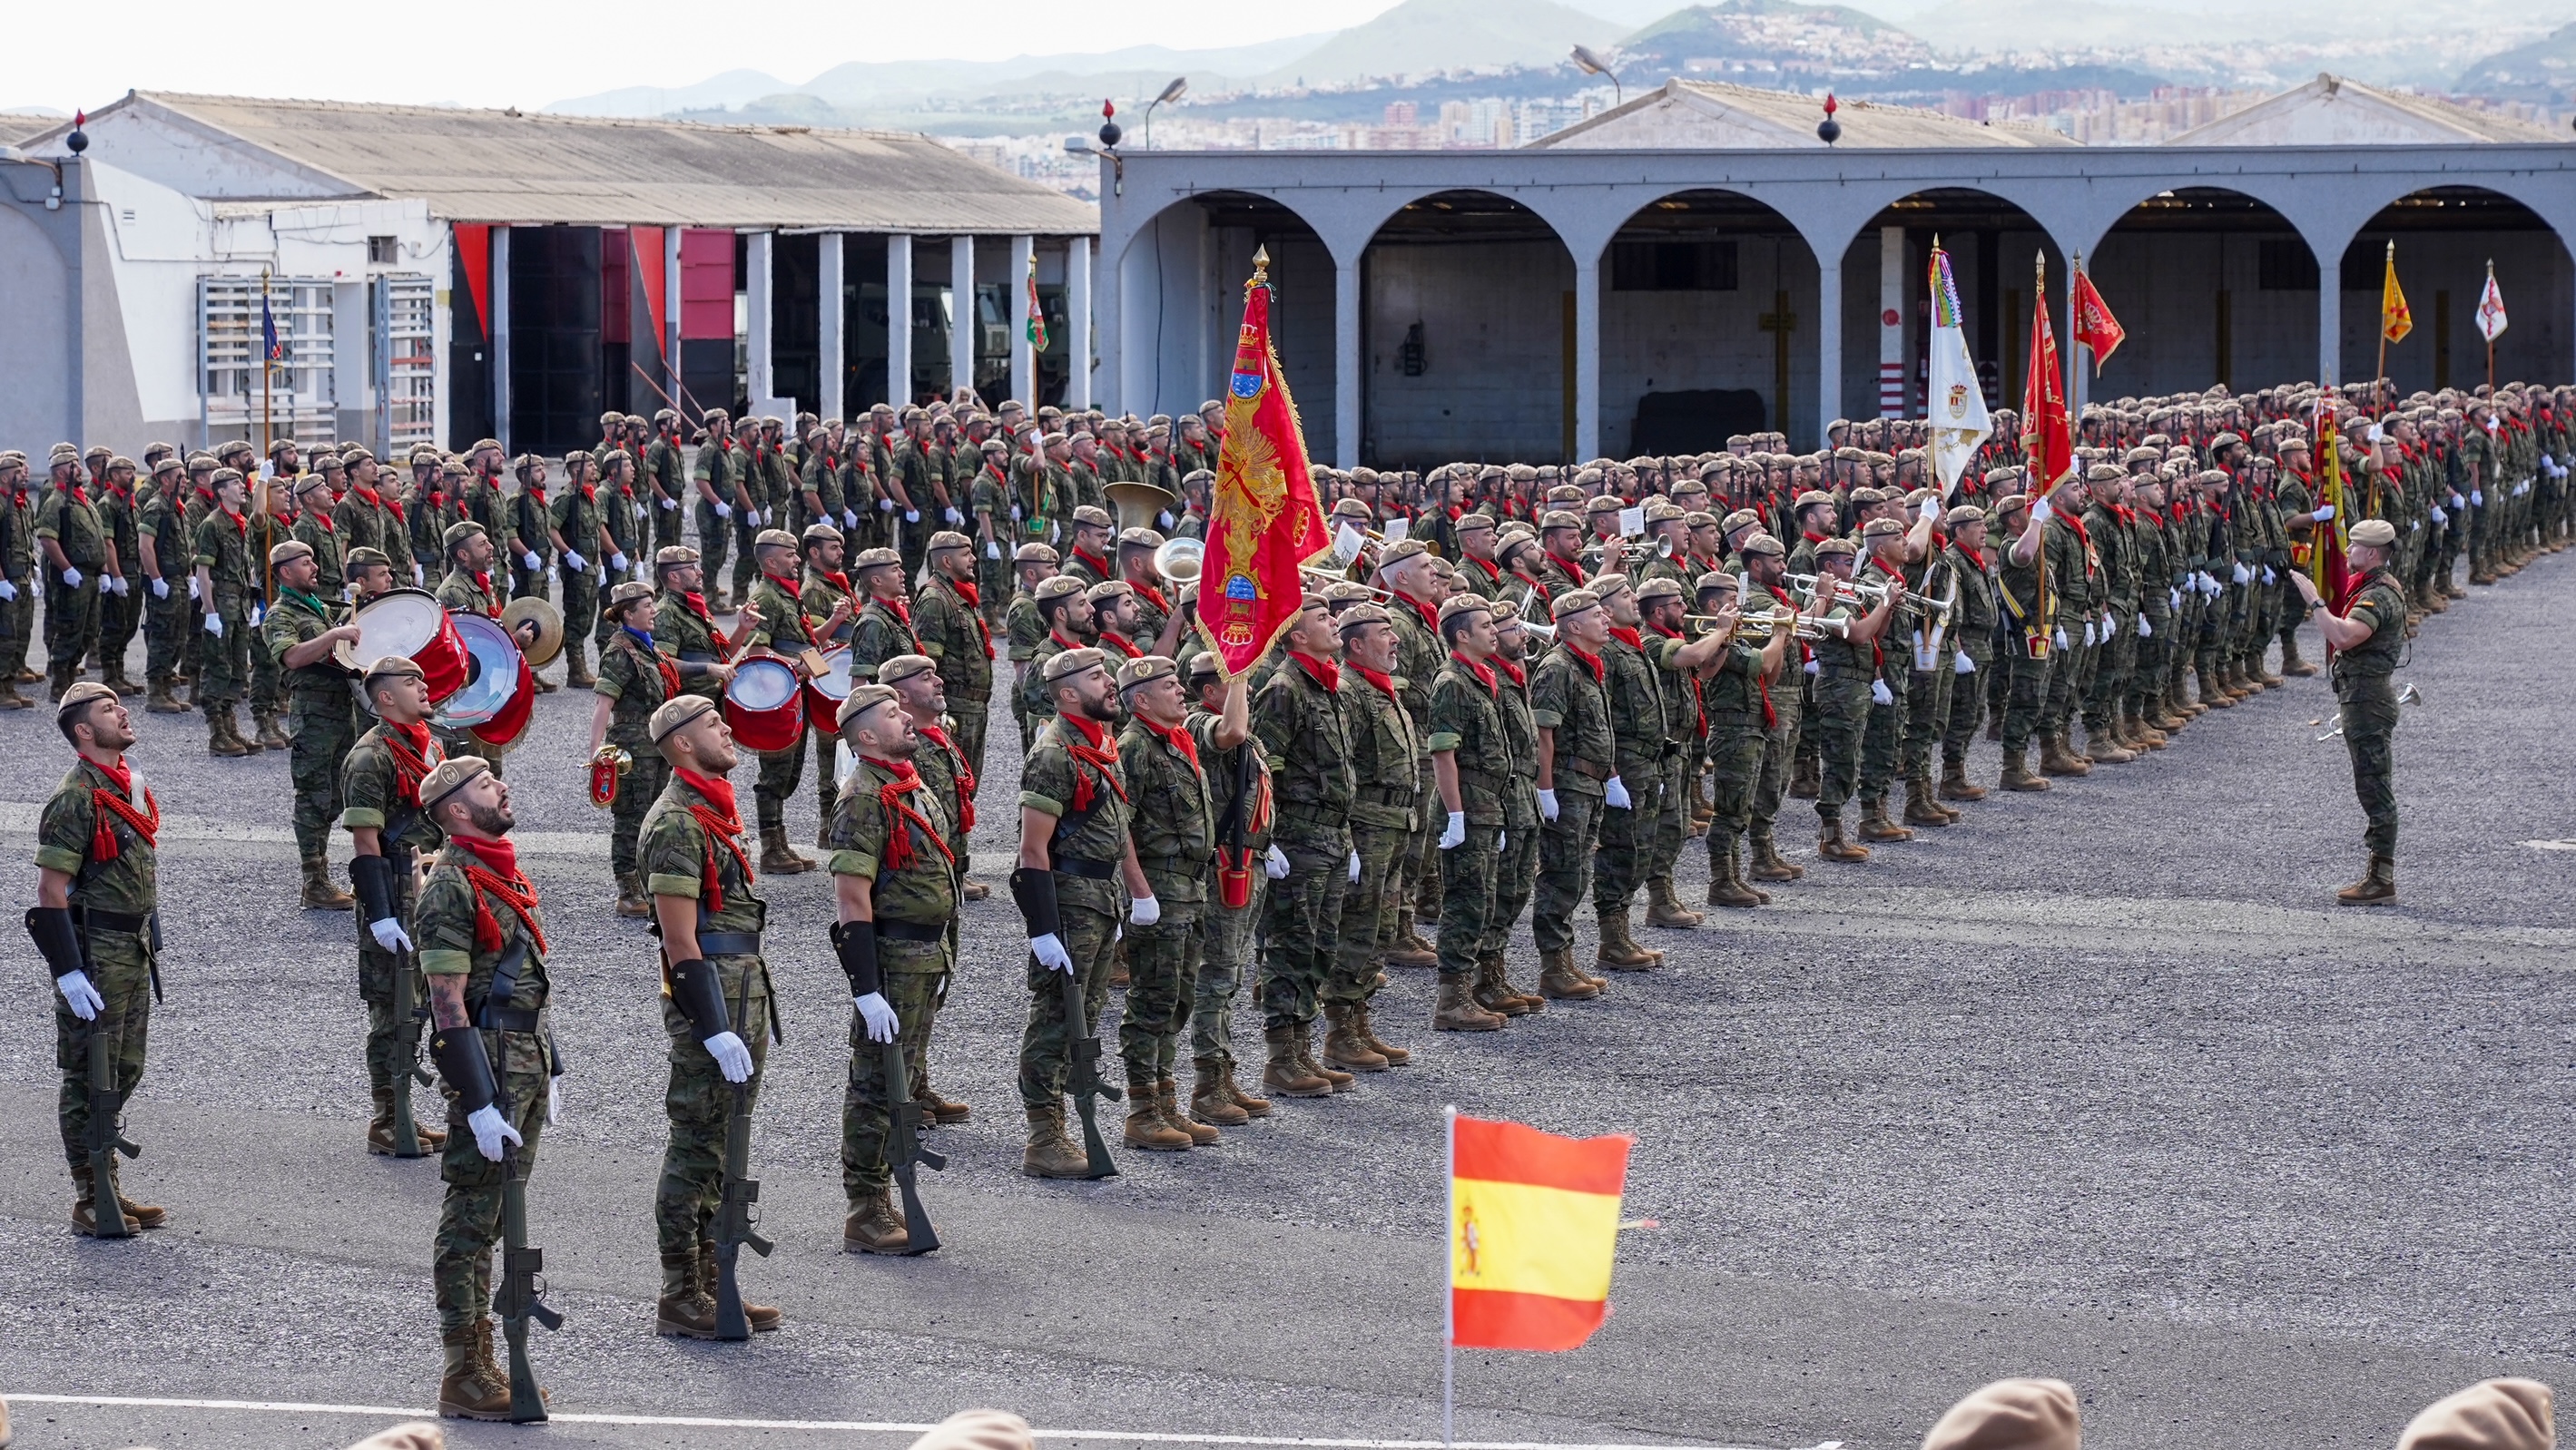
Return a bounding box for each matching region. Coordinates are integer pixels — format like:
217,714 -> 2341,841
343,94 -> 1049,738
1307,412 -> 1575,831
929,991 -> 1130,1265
1447,1111 -> 1632,1352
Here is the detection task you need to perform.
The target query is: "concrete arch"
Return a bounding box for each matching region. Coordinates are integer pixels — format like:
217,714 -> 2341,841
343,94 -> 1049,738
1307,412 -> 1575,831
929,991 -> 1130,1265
1102,187 -> 1342,432
2339,184 -> 2574,392
2088,185 -> 2317,397
1832,186 -> 2069,435
1596,188 -> 1820,447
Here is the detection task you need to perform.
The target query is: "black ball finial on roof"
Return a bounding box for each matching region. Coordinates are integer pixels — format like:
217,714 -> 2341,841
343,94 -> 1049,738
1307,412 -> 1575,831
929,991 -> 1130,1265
66,110 -> 88,154
1098,100 -> 1123,151
1817,93 -> 1840,146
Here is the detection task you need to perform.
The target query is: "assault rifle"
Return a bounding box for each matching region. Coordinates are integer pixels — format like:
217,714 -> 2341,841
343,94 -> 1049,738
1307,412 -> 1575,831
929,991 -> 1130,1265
1059,967 -> 1120,1180
387,948 -> 431,1159
482,940 -> 559,1423
711,1076 -> 774,1339
882,1035 -> 946,1253
85,1015 -> 138,1238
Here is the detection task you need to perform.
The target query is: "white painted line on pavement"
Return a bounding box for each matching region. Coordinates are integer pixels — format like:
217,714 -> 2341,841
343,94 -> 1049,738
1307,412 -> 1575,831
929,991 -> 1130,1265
1,1393 -> 1841,1450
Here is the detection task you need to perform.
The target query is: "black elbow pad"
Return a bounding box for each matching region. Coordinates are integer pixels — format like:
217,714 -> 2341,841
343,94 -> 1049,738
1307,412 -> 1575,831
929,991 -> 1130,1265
831,919 -> 880,998
429,1026 -> 497,1116
25,906 -> 84,979
669,956 -> 732,1043
1008,866 -> 1060,939
349,853 -> 399,926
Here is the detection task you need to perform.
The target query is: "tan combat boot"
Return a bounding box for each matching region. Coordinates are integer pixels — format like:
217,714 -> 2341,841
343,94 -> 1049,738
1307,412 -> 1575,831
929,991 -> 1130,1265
438,1322 -> 512,1419
2000,748 -> 2050,792
1594,907 -> 1661,972
1156,1077 -> 1219,1144
146,675 -> 189,713
1124,1077 -> 1194,1150
758,825 -> 814,875
1260,1026 -> 1332,1098
1901,779 -> 1950,828
1224,1062 -> 1273,1119
841,1189 -> 912,1254
1435,974 -> 1506,1031
656,1249 -> 721,1335
2082,728 -> 2135,766
69,1167 -> 141,1237
2196,668 -> 2235,708
1748,835 -> 1804,881
1536,947 -> 1601,1001
1938,758 -> 1986,802
1817,817 -> 1870,862
615,873 -> 652,919
915,1073 -> 970,1126
1789,752 -> 1820,798
694,1239 -> 781,1328
1295,1024 -> 1353,1091
1856,799 -> 1913,843
300,855 -> 354,910
253,706 -> 290,750
1021,1105 -> 1094,1178
2336,854 -> 2397,906
1706,847 -> 1764,909
1384,916 -> 1438,968
1644,876 -> 1704,929
1475,951 -> 1541,1015
2038,733 -> 2086,776
1354,1002 -> 1411,1065
1190,1058 -> 1250,1126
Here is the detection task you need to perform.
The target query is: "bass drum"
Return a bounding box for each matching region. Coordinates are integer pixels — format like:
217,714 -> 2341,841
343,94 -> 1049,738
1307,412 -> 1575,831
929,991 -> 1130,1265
336,588 -> 468,704
805,646 -> 855,733
724,653 -> 805,753
432,612 -> 536,749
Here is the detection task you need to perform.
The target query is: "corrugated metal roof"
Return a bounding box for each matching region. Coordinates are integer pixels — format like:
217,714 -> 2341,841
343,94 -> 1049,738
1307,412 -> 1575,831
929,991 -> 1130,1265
55,92 -> 1096,233
2170,73 -> 2563,145
1532,77 -> 2079,150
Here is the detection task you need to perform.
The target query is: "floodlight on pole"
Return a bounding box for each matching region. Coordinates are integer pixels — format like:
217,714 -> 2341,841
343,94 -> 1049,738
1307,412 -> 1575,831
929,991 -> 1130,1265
1570,45 -> 1621,106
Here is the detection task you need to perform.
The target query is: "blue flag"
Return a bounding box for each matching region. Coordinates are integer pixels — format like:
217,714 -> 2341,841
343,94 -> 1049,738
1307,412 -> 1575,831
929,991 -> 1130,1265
261,293 -> 281,363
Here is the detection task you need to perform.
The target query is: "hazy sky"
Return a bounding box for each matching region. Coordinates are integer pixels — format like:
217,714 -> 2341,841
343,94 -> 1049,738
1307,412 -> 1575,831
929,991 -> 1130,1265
3,0 -> 1414,114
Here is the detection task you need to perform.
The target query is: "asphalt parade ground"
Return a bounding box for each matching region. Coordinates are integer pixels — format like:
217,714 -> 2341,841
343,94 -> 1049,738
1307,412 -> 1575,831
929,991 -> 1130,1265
3,553 -> 2571,1450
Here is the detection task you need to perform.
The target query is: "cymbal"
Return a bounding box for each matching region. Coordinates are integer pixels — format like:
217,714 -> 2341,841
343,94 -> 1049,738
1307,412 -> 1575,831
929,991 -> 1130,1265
499,595 -> 565,669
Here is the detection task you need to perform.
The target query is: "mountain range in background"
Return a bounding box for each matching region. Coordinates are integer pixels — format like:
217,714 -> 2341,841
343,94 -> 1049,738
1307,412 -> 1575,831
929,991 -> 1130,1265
544,0 -> 2576,136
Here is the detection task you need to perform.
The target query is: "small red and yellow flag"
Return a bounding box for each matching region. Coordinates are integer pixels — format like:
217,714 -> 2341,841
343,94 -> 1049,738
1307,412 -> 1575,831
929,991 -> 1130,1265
2380,240 -> 2413,345
1448,1113 -> 1632,1352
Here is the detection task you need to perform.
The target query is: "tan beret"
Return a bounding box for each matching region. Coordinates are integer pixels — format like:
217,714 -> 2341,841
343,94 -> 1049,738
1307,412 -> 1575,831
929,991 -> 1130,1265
2396,1379 -> 2554,1450
875,653 -> 937,687
1739,532 -> 1786,557
1035,575 -> 1087,603
1116,654 -> 1179,691
363,654 -> 425,686
440,521 -> 486,553
343,546 -> 392,571
1636,576 -> 1684,602
928,530 -> 973,554
268,539 -> 317,566
800,522 -> 845,546
2350,518 -> 2398,548
1086,579 -> 1135,606
1551,589 -> 1603,621
1438,593 -> 1491,626
1849,487 -> 1887,506
604,580 -> 654,614
1584,494 -> 1622,514
1945,505 -> 1988,528
1337,602 -> 1391,631
212,466 -> 246,487
1041,645 -> 1108,683
1454,511 -> 1496,533
1794,489 -> 1836,511
1644,499 -> 1687,523
1378,537 -> 1430,566
1539,510 -> 1583,532
648,694 -> 720,744
754,528 -> 799,551
48,442 -> 81,464
1590,573 -> 1634,601
1329,498 -> 1372,519
1322,581 -> 1379,606
1014,544 -> 1060,566
852,547 -> 902,572
56,681 -> 118,723
907,1409 -> 1036,1450
655,545 -> 701,568
1696,570 -> 1739,593
834,681 -> 902,730
1921,1377 -> 2079,1450
1861,516 -> 1904,538
1992,493 -> 2031,514
1116,526 -> 1164,550
1720,508 -> 1762,533
418,756 -> 493,814
1070,505 -> 1112,529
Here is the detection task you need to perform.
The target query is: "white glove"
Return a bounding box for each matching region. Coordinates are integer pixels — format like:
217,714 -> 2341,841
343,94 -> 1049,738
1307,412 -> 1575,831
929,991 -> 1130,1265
704,1029 -> 754,1083
0,579 -> 15,602
2168,587 -> 2181,610
2431,506 -> 2447,524
878,497 -> 895,512
112,575 -> 130,595
1010,504 -> 1023,522
369,917 -> 413,953
562,551 -> 585,572
1538,787 -> 1559,821
61,566 -> 82,588
522,551 -> 542,570
854,992 -> 900,1043
56,968 -> 104,1021
714,501 -> 733,519
1870,679 -> 1893,707
1346,850 -> 1362,884
2232,562 -> 2252,583
2262,566 -> 2276,584
251,602 -> 264,626
1952,650 -> 1975,675
1921,500 -> 1943,526
2473,489 -> 2484,505
2138,614 -> 2153,639
203,612 -> 224,636
659,495 -> 679,512
904,509 -> 920,524
1439,810 -> 1466,849
2197,572 -> 2219,595
2452,492 -> 2465,508
2030,495 -> 2054,524
1127,894 -> 1161,927
843,509 -> 860,529
1030,931 -> 1074,974
2052,626 -> 2068,650
2313,505 -> 2335,523
986,541 -> 1002,560
1263,844 -> 1291,879
611,552 -> 629,572
466,1103 -> 523,1161
151,576 -> 169,600
944,506 -> 965,525
1604,774 -> 1632,808
1497,830 -> 1506,850
2081,619 -> 2097,646
1803,657 -> 1820,675
547,1076 -> 562,1127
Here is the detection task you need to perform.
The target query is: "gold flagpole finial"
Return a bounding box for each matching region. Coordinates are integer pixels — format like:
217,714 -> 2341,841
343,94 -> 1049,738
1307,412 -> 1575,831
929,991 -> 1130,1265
1249,246 -> 1270,289
2386,239 -> 2396,259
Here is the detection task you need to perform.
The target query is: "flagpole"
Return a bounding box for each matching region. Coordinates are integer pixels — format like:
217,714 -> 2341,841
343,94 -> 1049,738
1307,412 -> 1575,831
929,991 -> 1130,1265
2028,252 -> 2050,657
1443,1103 -> 1457,1450
2374,242 -> 2393,416
2485,261 -> 2496,395
260,269 -> 274,464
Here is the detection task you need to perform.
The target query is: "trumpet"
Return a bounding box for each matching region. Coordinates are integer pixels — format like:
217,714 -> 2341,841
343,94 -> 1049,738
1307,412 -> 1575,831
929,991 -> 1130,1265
1576,534 -> 1675,564
1683,610 -> 1829,641
1299,563 -> 1393,601
1787,571 -> 1951,622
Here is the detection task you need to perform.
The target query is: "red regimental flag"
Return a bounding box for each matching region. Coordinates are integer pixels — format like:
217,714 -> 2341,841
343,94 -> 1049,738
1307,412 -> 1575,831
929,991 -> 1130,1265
2021,266 -> 2076,499
1195,253 -> 1331,679
2070,266 -> 2125,372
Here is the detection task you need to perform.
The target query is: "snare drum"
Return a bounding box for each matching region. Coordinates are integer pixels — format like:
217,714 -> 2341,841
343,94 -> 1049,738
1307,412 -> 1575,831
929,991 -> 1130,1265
805,646 -> 855,732
338,588 -> 468,703
724,654 -> 806,753
433,612 -> 535,747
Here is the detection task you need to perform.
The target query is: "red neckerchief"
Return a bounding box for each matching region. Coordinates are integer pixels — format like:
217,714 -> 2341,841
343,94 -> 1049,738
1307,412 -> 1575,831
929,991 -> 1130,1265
451,834 -> 548,957
382,720 -> 438,808
1608,624 -> 1645,653
1137,715 -> 1201,776
2336,566 -> 2393,616
578,483 -> 596,503
678,591 -> 713,626
813,570 -> 854,598
763,571 -> 802,601
2059,511 -> 2090,547
1130,580 -> 1172,615
67,484 -> 92,506
1802,529 -> 1831,544
952,579 -> 996,659
1493,656 -> 1526,688
1351,664 -> 1401,703
84,756 -> 160,862
1059,712 -> 1127,813
624,632 -> 683,701
224,505 -> 247,539
1450,649 -> 1496,692
1646,618 -> 1710,736
310,508 -> 334,533
1464,554 -> 1501,584
675,769 -> 753,914
1291,650 -> 1341,692
868,756 -> 957,871
1392,589 -> 1440,634
1954,544 -> 1987,572
1559,642 -> 1606,684
880,593 -> 912,626
1048,627 -> 1086,657
471,571 -> 498,614
917,722 -> 977,831
523,482 -> 546,505
1097,629 -> 1143,659
1072,547 -> 1111,577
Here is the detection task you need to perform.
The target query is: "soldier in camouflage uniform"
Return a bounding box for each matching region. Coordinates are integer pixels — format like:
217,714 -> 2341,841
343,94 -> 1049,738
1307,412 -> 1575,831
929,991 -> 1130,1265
286,472 -> 344,601
1588,576 -> 1676,969
1005,544 -> 1060,749
968,439 -> 1017,620
340,653 -> 452,1159
261,539 -> 363,908
93,456 -> 143,693
1693,573 -> 1794,908
35,444 -> 112,701
1528,588 -> 1615,1001
337,448 -> 415,587
1937,508 -> 2001,801
591,581 -> 690,916
828,681 -> 960,1249
636,695 -> 782,1335
1426,594 -> 1512,1033
435,522 -> 543,777
28,682 -> 169,1235
742,528 -> 852,874
1183,652 -> 1276,1126
592,448 -> 644,656
644,411 -> 687,554
191,468 -> 260,756
546,450 -> 611,689
1015,574 -> 1094,742
413,757 -> 558,1418
1247,599 -> 1362,1101
2292,517 -> 2407,906
878,653 -> 976,1115
1059,505 -> 1115,586
652,545 -> 757,704
1112,653 -> 1234,1151
1008,646 -> 1151,1179
1988,495 -> 2053,791
914,533 -> 996,813
136,457 -> 194,714
689,410 -> 745,611
1326,601 -> 1421,1076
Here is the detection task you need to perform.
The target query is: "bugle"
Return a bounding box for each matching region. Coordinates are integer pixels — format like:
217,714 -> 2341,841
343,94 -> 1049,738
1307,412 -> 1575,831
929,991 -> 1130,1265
1683,611 -> 1826,641
1298,563 -> 1393,601
1152,536 -> 1203,583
